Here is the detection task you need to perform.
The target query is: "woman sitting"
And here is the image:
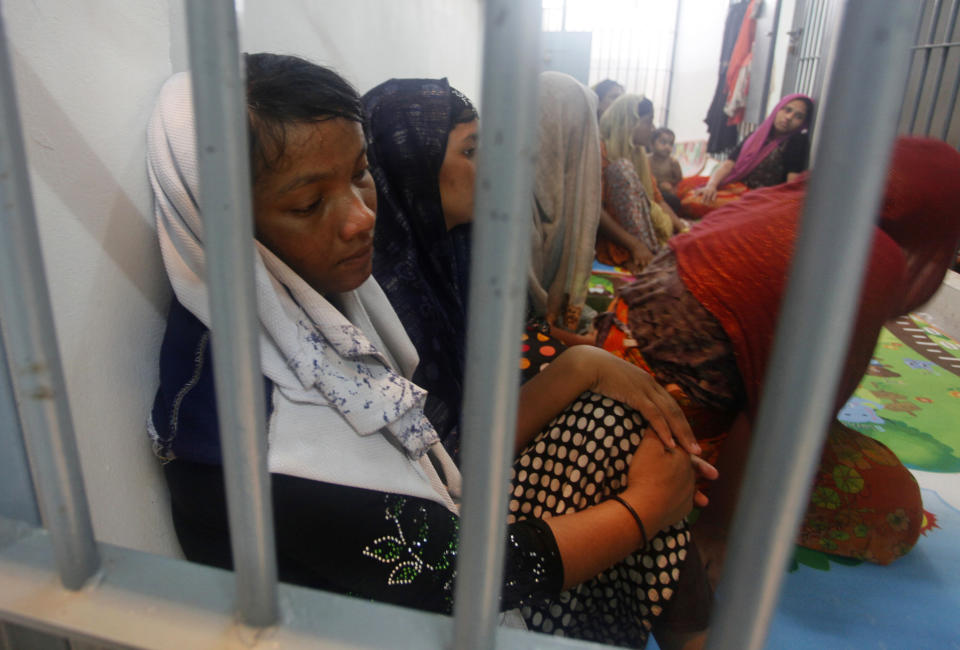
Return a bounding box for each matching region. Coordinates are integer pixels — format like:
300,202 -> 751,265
149,54 -> 715,649
597,136 -> 960,581
596,94 -> 686,272
592,78 -> 624,119
361,77 -> 478,456
678,94 -> 813,218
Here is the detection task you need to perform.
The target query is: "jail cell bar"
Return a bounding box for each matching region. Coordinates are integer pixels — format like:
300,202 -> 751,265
904,0 -> 960,144
0,2 -> 925,650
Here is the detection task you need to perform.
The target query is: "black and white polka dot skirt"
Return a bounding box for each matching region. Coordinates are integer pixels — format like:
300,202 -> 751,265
509,391 -> 692,647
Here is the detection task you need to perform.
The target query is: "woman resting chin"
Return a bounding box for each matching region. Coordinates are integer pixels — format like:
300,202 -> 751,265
677,94 -> 813,219
150,55 -> 716,649
597,136 -> 960,584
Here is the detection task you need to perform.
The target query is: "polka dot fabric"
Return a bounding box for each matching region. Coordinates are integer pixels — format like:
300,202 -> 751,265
510,391 -> 690,646
519,322 -> 566,384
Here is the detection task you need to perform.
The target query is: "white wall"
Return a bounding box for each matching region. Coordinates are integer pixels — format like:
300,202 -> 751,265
240,0 -> 484,103
6,0 -> 180,557
666,0 -> 729,143
3,0 -> 483,558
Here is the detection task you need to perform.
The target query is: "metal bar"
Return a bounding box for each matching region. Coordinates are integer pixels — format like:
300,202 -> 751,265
899,0 -> 935,130
184,0 -> 278,627
0,517 -> 596,650
795,0 -> 817,94
941,46 -> 960,140
749,0 -> 783,123
0,11 -> 99,590
706,2 -> 921,649
799,0 -> 825,94
909,0 -> 945,131
922,0 -> 960,134
452,0 -> 541,647
0,332 -> 40,526
807,0 -> 835,101
912,39 -> 960,49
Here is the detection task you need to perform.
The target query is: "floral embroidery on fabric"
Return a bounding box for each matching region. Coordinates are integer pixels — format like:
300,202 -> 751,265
362,495 -> 457,600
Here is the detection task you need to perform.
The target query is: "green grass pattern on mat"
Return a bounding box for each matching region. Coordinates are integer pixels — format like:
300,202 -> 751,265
838,314 -> 960,473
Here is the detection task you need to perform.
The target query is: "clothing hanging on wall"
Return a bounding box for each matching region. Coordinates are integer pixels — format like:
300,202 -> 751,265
724,0 -> 760,125
705,0 -> 753,154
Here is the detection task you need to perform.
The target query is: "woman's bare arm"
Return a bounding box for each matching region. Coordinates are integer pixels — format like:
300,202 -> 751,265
598,208 -> 653,271
697,159 -> 735,203
547,433 -> 717,588
515,346 -> 700,456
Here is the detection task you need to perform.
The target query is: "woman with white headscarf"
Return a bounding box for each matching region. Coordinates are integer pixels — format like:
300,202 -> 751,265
528,72 -> 605,333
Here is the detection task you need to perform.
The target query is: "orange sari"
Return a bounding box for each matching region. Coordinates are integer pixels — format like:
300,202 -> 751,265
675,175 -> 749,219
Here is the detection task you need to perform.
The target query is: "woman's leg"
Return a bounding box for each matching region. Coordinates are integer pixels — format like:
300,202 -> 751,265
509,392 -> 710,648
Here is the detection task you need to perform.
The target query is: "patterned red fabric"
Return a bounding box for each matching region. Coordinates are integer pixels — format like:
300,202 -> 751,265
597,138 -> 960,564
672,138 -> 960,415
671,179 -> 904,416
598,303 -> 922,565
676,175 -> 749,219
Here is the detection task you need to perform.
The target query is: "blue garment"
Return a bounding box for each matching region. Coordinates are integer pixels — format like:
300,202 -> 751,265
363,78 -> 474,458
150,297 -> 273,465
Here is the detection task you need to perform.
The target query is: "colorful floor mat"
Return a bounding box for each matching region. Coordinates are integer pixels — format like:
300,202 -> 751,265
772,313 -> 960,648
769,488 -> 960,649
647,313 -> 960,649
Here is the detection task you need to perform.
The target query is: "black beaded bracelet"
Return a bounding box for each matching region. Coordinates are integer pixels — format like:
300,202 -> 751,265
611,494 -> 648,549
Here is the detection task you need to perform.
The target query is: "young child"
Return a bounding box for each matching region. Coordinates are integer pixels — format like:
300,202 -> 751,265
648,127 -> 684,216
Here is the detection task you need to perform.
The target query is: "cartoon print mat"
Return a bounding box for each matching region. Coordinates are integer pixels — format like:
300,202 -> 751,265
771,313 -> 960,648
839,313 -> 960,475
650,313 -> 960,649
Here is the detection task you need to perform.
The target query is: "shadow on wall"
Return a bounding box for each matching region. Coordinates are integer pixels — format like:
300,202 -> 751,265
7,46 -> 180,557
11,48 -> 168,315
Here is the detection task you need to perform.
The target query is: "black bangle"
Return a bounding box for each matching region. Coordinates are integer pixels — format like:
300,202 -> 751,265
611,494 -> 648,548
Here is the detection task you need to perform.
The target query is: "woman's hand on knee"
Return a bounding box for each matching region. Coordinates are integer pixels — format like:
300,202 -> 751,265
623,435 -> 718,531
572,346 -> 700,456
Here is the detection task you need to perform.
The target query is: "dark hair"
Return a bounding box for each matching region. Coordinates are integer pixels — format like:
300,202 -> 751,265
792,96 -> 814,122
592,79 -> 624,101
652,127 -> 675,143
244,53 -> 363,181
636,97 -> 654,118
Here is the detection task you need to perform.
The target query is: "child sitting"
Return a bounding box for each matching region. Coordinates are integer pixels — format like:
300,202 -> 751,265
648,127 -> 684,216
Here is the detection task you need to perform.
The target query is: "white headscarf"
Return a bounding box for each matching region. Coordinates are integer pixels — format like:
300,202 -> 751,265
147,72 -> 459,510
529,72 -> 602,331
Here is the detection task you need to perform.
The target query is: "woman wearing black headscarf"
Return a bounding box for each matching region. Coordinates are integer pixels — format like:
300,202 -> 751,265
363,78 -> 479,457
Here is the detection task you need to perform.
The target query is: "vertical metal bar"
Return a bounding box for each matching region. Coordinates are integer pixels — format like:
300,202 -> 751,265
0,12 -> 100,590
758,0 -> 783,121
780,0 -> 808,96
909,0 -> 945,131
706,2 -> 921,649
797,0 -> 819,93
452,0 -> 540,647
923,0 -> 960,135
897,0 -> 930,131
184,0 -> 278,627
941,48 -> 960,140
0,332 -> 40,526
806,0 -> 833,99
796,0 -> 816,94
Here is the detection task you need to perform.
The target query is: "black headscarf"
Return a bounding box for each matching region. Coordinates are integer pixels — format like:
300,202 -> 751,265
363,78 -> 477,459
